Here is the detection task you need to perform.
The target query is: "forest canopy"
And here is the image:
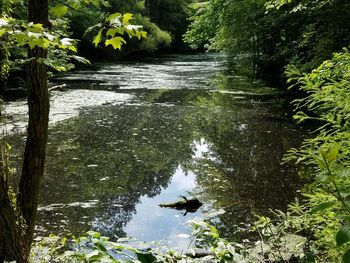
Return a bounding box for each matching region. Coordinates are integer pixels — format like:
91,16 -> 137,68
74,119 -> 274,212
185,0 -> 350,85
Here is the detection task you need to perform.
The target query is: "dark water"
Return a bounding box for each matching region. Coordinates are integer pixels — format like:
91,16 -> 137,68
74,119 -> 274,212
2,53 -> 305,248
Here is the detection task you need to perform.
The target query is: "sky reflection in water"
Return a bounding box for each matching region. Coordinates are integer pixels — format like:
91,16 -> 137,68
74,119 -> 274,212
4,53 -> 305,247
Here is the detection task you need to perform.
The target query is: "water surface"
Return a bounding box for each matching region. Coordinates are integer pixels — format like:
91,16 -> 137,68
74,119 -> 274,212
2,53 -> 305,248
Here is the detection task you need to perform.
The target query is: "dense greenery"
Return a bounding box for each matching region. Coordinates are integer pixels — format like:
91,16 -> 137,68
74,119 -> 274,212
283,48 -> 350,262
0,0 -> 194,93
29,221 -> 247,262
185,0 -> 350,85
68,0 -> 173,58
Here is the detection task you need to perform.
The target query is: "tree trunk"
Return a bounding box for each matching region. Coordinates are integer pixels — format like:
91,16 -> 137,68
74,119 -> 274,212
17,0 -> 50,261
0,160 -> 24,262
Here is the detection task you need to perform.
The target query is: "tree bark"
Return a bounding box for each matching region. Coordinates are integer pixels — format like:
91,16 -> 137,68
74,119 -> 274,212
0,159 -> 24,262
17,0 -> 50,261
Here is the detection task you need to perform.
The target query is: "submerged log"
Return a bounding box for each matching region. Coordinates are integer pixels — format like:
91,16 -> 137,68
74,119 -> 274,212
159,196 -> 203,215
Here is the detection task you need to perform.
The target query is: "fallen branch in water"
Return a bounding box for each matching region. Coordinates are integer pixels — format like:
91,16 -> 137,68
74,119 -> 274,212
48,84 -> 67,92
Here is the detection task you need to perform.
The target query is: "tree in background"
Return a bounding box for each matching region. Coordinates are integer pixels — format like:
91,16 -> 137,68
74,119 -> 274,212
145,0 -> 191,50
69,0 -> 173,58
185,0 -> 350,85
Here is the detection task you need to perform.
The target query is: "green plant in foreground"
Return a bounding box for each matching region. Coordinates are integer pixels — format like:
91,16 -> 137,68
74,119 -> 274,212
30,220 -> 247,263
282,47 -> 350,262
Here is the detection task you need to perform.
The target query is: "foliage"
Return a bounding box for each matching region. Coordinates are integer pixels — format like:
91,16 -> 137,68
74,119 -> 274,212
61,231 -> 156,262
30,234 -> 69,263
0,0 -> 21,87
188,220 -> 247,262
0,3 -> 79,74
265,0 -> 335,10
134,15 -> 171,52
68,0 -> 176,57
30,220 -> 247,263
86,12 -> 147,50
280,48 -> 350,262
145,0 -> 191,50
251,211 -> 309,262
184,0 -> 350,85
170,38 -> 350,263
183,1 -> 218,51
0,0 -> 147,82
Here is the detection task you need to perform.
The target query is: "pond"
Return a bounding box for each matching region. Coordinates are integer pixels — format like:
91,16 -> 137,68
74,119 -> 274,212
1,53 -> 305,249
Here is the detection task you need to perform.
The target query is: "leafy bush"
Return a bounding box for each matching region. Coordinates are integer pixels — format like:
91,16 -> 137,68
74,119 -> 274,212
280,48 -> 350,262
30,220 -> 248,263
134,15 -> 172,53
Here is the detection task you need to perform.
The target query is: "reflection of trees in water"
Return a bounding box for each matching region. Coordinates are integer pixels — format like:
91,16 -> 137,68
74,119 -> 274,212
93,194 -> 138,238
7,79 -> 305,240
38,104 -> 197,237
182,91 -> 305,240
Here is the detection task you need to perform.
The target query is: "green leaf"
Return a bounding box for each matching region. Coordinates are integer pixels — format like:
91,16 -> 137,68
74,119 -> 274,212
14,33 -> 27,46
60,38 -> 75,47
210,225 -> 220,238
340,168 -> 350,178
320,145 -> 339,163
84,23 -> 102,37
105,36 -> 126,50
42,58 -> 67,71
86,249 -> 100,260
136,251 -> 157,263
51,4 -> 68,17
87,231 -> 101,238
343,249 -> 350,263
141,31 -> 147,38
135,30 -> 141,40
336,225 -> 350,246
315,172 -> 328,183
0,29 -> 6,37
88,0 -> 103,7
310,201 -> 337,214
106,28 -> 118,37
123,13 -> 133,25
107,12 -> 121,21
93,29 -> 103,47
28,23 -> 44,33
107,12 -> 122,26
95,241 -> 108,253
28,38 -> 47,49
327,146 -> 339,162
